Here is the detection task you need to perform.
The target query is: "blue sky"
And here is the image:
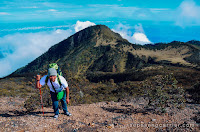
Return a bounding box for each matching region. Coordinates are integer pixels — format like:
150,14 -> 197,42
0,0 -> 200,77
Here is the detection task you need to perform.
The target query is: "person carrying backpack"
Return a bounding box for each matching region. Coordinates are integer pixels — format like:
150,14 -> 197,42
36,65 -> 72,119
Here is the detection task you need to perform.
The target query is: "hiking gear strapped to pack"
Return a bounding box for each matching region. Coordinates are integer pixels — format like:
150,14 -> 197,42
49,63 -> 62,76
46,63 -> 64,100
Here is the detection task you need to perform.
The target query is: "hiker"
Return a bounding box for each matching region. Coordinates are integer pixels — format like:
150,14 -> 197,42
36,68 -> 72,118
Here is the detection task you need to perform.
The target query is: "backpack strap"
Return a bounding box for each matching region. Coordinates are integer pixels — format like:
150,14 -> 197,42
45,76 -> 49,84
57,74 -> 62,86
50,80 -> 57,93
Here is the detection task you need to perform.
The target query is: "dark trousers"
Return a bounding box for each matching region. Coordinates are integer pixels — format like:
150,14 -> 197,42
50,90 -> 68,115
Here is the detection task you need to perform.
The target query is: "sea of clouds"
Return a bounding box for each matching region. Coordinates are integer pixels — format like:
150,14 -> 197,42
0,21 -> 152,77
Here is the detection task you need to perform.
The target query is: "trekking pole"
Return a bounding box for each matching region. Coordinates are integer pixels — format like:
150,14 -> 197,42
37,73 -> 44,116
39,87 -> 44,116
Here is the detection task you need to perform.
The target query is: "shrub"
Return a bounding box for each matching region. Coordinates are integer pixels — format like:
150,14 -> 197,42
24,93 -> 40,112
187,82 -> 200,104
142,74 -> 186,113
24,86 -> 51,112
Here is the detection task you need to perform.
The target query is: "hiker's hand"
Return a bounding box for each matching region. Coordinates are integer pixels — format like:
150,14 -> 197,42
66,98 -> 70,104
36,75 -> 41,89
36,74 -> 41,81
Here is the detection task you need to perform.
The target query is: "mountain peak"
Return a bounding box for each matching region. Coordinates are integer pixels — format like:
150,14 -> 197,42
77,24 -> 120,38
9,25 -> 200,78
9,25 -> 127,76
60,24 -> 125,48
75,24 -> 123,42
74,24 -> 122,39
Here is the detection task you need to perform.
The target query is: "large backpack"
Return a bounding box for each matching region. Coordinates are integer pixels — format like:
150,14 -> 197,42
45,63 -> 65,100
45,63 -> 62,86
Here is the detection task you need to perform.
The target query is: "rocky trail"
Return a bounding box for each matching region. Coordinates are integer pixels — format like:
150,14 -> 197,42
0,97 -> 199,132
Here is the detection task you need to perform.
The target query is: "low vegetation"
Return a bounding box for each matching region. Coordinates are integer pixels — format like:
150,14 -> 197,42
142,74 -> 186,113
0,65 -> 199,114
0,77 -> 35,98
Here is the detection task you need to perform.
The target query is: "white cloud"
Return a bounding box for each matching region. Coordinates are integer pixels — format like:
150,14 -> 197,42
112,23 -> 152,45
0,12 -> 10,15
21,6 -> 38,9
0,29 -> 73,77
132,33 -> 151,44
134,23 -> 144,33
1,25 -> 70,32
74,21 -> 96,32
48,9 -> 57,12
176,0 -> 200,27
150,8 -> 170,13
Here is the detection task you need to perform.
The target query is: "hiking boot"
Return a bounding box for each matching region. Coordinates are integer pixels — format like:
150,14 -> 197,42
64,112 -> 72,116
54,115 -> 59,119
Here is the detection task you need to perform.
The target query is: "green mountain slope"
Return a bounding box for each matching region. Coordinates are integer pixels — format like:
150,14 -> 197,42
9,25 -> 200,79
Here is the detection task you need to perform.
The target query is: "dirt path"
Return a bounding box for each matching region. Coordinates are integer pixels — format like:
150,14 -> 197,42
0,97 -> 199,132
